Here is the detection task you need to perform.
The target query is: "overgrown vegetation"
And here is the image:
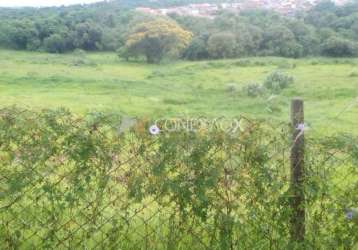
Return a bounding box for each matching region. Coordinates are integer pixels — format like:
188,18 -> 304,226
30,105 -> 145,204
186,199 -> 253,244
243,71 -> 294,97
263,71 -> 294,93
0,107 -> 356,249
1,1 -> 358,61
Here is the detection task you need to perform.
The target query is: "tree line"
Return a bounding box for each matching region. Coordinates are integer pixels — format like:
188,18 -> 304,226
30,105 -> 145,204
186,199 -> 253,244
0,0 -> 357,62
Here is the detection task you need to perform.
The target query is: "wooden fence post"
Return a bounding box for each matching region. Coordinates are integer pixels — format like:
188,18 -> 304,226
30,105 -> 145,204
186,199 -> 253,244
290,98 -> 305,242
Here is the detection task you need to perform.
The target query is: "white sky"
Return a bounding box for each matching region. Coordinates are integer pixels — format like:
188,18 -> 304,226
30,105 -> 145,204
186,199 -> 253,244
0,0 -> 104,7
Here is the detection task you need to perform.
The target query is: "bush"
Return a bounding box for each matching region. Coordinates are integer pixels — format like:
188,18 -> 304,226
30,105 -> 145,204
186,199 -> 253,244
225,83 -> 238,94
263,71 -> 294,93
243,82 -> 265,97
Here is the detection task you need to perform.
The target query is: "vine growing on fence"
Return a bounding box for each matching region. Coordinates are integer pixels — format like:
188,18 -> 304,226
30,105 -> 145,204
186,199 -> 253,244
0,107 -> 356,249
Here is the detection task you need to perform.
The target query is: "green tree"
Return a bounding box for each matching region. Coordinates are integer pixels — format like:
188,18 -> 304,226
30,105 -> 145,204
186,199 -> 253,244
287,20 -> 320,56
43,34 -> 67,53
183,36 -> 209,60
261,25 -> 303,58
235,24 -> 263,56
207,32 -> 237,59
122,18 -> 192,63
321,36 -> 358,57
0,22 -> 11,48
71,22 -> 103,51
8,20 -> 39,50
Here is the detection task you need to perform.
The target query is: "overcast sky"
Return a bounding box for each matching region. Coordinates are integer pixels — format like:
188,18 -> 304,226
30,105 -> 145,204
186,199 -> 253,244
0,0 -> 104,7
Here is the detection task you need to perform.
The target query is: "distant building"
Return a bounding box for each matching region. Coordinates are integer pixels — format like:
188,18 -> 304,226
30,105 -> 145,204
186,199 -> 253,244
135,0 -> 351,18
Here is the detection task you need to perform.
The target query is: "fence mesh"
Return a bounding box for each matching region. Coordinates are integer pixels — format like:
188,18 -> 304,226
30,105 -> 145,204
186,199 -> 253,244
0,107 -> 357,249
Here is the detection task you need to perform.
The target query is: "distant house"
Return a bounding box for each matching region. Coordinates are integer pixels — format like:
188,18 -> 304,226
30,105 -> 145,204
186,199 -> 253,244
136,0 -> 351,18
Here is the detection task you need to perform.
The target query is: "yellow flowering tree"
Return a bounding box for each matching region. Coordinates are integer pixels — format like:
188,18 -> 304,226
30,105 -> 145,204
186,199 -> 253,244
123,18 -> 192,63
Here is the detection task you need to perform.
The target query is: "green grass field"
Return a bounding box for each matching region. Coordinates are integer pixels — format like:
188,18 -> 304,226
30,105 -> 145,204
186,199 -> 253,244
0,49 -> 357,135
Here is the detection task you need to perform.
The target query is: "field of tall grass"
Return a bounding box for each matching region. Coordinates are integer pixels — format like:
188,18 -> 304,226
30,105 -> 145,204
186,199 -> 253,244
0,50 -> 357,136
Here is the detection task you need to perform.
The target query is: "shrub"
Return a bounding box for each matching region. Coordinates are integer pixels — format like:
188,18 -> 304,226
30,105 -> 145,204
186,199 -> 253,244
263,71 -> 294,93
243,82 -> 265,97
225,83 -> 238,94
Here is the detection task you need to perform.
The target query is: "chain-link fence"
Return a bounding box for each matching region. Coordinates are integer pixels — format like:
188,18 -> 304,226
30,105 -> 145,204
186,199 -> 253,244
0,106 -> 357,249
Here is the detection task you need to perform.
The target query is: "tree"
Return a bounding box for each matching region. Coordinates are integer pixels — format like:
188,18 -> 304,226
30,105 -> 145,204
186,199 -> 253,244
321,36 -> 358,57
71,22 -> 103,51
183,36 -> 209,60
287,20 -> 320,56
207,32 -> 237,59
122,18 -> 192,63
234,24 -> 263,56
44,34 -> 67,53
8,20 -> 39,50
0,23 -> 10,48
261,25 -> 303,58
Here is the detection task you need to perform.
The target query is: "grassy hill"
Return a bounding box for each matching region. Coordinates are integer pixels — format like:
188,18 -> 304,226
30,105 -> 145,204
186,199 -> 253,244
0,49 -> 357,135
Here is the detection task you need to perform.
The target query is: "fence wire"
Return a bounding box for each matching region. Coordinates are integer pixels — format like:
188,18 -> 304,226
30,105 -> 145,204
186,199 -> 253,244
0,107 -> 357,250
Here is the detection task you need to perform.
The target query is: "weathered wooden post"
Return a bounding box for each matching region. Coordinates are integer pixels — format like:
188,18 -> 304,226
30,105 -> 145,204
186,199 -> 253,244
290,98 -> 305,242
